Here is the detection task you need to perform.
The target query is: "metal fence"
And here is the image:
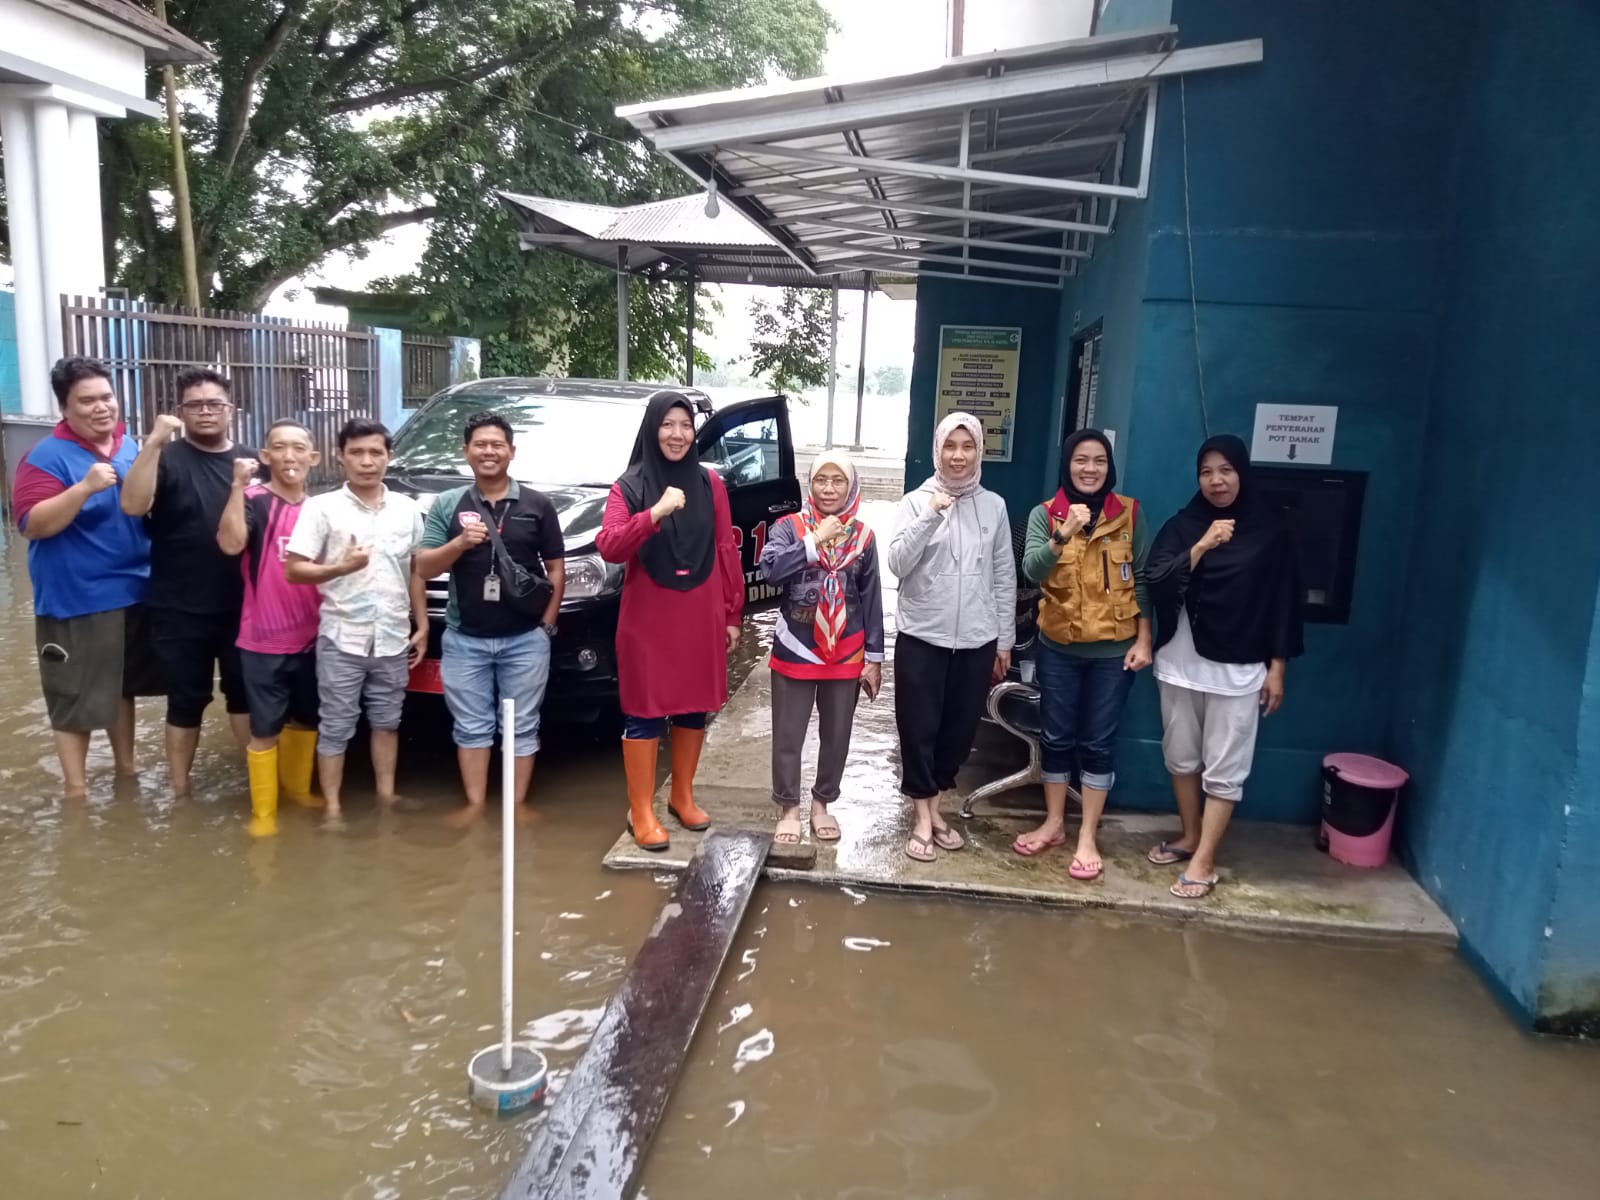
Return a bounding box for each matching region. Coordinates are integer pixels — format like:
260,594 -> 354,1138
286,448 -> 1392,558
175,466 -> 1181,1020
61,296 -> 377,486
402,333 -> 451,408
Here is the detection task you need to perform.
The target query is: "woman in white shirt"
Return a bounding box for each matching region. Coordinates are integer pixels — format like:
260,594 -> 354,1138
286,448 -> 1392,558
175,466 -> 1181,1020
1144,435 -> 1303,899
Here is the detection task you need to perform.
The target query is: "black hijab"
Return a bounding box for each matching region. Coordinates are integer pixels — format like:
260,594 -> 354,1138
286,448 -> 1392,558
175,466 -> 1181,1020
1051,429 -> 1118,529
1147,434 -> 1304,664
616,390 -> 715,591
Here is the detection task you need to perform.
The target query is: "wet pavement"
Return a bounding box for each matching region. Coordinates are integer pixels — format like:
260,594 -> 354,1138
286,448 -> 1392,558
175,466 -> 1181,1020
1,525 -> 1597,1198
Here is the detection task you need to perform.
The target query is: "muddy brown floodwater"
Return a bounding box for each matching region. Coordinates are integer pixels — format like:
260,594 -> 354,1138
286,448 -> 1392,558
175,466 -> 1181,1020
2,532 -> 1598,1199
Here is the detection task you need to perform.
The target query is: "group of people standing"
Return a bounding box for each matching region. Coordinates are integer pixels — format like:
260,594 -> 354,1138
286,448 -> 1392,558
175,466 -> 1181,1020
603,397 -> 1300,901
18,361 -> 1298,901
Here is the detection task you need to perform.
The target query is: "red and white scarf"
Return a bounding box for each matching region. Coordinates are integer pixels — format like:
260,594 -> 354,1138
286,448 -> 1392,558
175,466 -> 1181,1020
801,452 -> 868,663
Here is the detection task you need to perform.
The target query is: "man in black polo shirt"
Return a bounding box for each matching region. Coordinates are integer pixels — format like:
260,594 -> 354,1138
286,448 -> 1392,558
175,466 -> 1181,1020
121,366 -> 257,795
415,411 -> 566,820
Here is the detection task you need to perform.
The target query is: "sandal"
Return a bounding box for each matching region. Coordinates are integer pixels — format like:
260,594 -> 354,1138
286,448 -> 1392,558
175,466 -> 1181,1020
775,809 -> 803,846
1170,873 -> 1218,900
811,810 -> 841,842
1068,856 -> 1103,881
1013,830 -> 1066,858
1148,841 -> 1195,866
904,833 -> 938,863
931,824 -> 964,852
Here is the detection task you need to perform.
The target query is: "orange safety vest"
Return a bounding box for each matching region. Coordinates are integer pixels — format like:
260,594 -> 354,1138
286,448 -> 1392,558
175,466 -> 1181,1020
1036,492 -> 1141,646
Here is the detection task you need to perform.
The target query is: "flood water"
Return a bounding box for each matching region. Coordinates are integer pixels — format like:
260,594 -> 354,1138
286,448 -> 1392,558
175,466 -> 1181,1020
2,531 -> 1598,1199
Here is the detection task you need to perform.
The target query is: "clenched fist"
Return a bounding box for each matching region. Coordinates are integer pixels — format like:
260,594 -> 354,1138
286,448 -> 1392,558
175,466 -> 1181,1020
232,457 -> 261,487
813,514 -> 847,548
650,486 -> 687,523
1199,519 -> 1236,553
928,490 -> 956,513
458,520 -> 489,547
339,543 -> 372,575
81,463 -> 118,494
150,413 -> 184,442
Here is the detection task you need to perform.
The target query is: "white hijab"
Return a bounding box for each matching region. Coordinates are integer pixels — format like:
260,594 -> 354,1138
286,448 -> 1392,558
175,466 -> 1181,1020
927,411 -> 984,498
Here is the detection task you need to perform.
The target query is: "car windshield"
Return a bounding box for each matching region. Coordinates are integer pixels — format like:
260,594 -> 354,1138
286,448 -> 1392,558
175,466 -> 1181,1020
390,392 -> 653,486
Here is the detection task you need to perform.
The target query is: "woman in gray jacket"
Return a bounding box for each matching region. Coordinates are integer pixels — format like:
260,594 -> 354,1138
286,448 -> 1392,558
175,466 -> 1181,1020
888,411 -> 1017,862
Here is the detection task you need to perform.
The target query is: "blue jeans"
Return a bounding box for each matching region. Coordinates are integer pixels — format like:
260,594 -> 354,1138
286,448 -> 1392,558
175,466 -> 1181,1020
440,626 -> 551,756
623,712 -> 707,740
1036,642 -> 1136,791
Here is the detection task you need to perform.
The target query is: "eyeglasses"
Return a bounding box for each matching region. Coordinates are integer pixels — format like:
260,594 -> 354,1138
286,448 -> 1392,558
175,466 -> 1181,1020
179,400 -> 231,413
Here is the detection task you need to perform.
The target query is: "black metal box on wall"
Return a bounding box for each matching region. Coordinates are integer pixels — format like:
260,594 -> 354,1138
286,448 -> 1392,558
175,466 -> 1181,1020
1253,467 -> 1367,625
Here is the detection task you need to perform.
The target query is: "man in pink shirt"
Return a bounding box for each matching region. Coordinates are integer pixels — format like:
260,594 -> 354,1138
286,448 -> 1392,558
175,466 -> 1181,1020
217,419 -> 323,836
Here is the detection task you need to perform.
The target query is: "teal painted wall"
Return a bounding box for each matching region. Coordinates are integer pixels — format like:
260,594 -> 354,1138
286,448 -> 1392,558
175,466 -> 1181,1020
1390,0 -> 1600,1027
0,291 -> 18,416
905,273 -> 1068,522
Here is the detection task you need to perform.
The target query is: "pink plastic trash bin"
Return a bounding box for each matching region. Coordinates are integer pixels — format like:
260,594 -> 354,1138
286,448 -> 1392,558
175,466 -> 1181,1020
1320,753 -> 1409,869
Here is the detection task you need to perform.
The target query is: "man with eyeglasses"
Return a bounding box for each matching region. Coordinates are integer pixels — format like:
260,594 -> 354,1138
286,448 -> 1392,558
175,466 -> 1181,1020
121,366 -> 258,795
14,357 -> 164,796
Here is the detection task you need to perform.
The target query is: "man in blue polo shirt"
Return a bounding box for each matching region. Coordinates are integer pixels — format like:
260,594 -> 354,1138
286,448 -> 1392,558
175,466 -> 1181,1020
14,357 -> 162,796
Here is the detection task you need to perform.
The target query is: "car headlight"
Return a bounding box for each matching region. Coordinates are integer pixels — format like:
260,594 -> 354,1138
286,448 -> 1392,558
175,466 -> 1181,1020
562,552 -> 620,600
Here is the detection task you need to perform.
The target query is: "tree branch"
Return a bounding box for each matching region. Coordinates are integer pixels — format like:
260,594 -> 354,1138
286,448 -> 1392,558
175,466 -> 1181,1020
323,1 -> 435,93
235,205 -> 441,310
327,34 -> 573,115
214,2 -> 314,175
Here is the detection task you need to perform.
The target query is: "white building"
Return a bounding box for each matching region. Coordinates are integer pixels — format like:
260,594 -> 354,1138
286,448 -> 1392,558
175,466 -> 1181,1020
0,0 -> 210,425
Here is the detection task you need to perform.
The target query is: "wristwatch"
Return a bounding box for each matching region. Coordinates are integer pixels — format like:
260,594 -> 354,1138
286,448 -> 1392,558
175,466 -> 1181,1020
542,622 -> 558,638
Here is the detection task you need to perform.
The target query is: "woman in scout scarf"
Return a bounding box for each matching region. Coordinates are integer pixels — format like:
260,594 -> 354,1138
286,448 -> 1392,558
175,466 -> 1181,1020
1016,429 -> 1153,878
597,390 -> 744,851
758,451 -> 885,847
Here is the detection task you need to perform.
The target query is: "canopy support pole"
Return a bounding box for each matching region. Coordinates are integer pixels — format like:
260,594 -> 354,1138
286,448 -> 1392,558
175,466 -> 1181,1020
685,270 -> 696,385
616,246 -> 629,382
824,281 -> 839,449
851,273 -> 872,452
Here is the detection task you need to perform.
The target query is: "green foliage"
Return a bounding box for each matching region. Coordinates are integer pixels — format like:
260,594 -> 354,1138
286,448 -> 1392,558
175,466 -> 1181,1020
87,0 -> 830,377
745,287 -> 834,398
872,364 -> 908,394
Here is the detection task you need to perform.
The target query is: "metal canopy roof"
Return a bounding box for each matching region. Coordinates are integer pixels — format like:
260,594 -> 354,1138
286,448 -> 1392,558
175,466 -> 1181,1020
496,191 -> 889,292
617,26 -> 1263,292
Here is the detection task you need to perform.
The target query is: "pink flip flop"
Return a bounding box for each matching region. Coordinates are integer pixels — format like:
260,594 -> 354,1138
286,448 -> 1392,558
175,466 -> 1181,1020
1012,831 -> 1066,858
1068,857 -> 1103,881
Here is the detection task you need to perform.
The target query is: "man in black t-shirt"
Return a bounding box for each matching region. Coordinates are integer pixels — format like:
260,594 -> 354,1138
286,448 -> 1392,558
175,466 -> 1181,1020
121,367 -> 257,795
415,412 -> 566,821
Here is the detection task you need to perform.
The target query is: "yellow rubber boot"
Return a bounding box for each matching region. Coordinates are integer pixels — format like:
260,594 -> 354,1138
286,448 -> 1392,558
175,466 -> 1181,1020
248,747 -> 280,838
277,727 -> 322,808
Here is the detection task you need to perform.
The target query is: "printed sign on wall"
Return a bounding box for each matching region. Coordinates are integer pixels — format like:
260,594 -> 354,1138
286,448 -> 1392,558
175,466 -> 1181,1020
935,325 -> 1021,462
1250,403 -> 1338,465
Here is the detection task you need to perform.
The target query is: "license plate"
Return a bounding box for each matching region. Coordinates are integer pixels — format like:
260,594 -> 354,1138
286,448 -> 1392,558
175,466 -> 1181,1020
408,657 -> 444,694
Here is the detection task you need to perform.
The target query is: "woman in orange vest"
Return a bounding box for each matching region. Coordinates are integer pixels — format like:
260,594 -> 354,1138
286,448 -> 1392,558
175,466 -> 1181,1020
758,451 -> 885,847
1015,429 -> 1152,877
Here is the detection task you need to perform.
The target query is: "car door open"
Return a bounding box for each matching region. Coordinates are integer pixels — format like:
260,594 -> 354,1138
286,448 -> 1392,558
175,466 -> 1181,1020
696,395 -> 802,610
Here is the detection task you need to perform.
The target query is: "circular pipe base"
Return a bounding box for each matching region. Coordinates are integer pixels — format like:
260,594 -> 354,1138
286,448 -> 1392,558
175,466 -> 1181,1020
467,1043 -> 548,1115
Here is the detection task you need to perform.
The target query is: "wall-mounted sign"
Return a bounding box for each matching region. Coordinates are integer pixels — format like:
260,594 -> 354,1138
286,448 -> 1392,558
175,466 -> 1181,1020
935,325 -> 1021,462
1250,403 -> 1338,465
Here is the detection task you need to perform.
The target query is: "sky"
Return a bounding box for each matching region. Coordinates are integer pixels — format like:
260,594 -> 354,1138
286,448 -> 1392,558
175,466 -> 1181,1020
261,0 -> 953,379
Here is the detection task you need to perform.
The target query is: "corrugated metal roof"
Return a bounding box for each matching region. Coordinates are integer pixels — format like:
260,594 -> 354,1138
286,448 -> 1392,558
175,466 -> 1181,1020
496,191 -> 898,292
616,26 -> 1263,291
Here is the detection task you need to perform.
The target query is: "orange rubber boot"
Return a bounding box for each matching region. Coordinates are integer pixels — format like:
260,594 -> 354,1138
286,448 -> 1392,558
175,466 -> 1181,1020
623,738 -> 669,851
668,726 -> 711,831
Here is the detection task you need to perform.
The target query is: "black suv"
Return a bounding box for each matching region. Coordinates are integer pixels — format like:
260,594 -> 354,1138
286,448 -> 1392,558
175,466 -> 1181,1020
386,378 -> 801,722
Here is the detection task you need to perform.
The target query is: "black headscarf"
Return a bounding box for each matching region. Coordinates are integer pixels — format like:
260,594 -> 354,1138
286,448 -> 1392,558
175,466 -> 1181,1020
1051,429 -> 1118,530
1146,434 -> 1304,664
615,390 -> 715,592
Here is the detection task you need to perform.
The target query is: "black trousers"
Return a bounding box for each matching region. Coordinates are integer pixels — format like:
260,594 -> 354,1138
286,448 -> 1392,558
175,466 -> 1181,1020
893,632 -> 997,800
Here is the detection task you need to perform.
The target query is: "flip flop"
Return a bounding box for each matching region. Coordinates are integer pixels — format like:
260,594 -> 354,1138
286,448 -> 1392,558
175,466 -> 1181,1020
1147,841 -> 1195,866
811,812 -> 841,842
1069,856 -> 1103,881
904,833 -> 938,863
1170,873 -> 1219,900
1013,831 -> 1066,858
931,824 -> 964,852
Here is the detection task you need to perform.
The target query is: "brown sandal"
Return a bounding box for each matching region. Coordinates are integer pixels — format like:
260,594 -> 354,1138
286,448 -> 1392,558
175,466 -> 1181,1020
905,833 -> 937,862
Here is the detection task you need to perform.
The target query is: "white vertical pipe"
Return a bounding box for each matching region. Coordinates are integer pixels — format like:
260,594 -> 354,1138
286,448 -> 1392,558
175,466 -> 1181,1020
851,274 -> 872,452
0,97 -> 51,416
500,695 -> 515,1073
824,281 -> 839,449
616,247 -> 629,382
32,100 -> 73,366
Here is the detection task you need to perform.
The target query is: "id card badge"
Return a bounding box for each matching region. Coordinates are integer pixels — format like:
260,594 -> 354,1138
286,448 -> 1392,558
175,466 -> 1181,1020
1121,561 -> 1132,583
483,573 -> 502,602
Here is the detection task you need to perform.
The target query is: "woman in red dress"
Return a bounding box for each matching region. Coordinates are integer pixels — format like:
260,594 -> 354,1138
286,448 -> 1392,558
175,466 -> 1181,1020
597,391 -> 744,850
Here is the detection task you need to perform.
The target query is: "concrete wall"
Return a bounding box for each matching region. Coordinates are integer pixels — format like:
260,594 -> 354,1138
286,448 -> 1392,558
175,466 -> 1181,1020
1390,0 -> 1600,1029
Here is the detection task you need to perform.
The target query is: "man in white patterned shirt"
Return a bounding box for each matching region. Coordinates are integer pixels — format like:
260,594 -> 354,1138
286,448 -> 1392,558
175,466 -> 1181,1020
286,419 -> 427,822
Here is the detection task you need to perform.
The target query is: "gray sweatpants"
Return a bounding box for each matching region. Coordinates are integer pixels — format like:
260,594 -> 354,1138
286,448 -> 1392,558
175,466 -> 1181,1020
770,672 -> 860,807
1157,680 -> 1261,802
